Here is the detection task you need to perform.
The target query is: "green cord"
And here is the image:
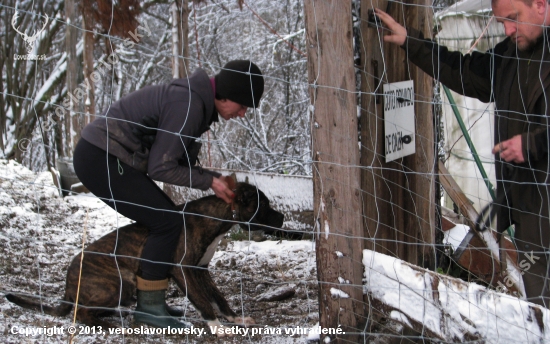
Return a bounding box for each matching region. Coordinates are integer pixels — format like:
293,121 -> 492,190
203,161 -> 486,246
117,159 -> 124,175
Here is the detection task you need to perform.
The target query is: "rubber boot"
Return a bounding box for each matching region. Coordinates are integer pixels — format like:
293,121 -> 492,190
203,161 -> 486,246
134,277 -> 188,328
165,303 -> 184,317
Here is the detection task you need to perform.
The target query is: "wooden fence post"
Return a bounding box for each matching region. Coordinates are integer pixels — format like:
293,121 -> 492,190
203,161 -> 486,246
359,0 -> 436,267
304,0 -> 366,341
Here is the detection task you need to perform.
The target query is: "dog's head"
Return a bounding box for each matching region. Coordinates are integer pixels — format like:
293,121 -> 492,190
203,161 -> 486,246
233,182 -> 284,231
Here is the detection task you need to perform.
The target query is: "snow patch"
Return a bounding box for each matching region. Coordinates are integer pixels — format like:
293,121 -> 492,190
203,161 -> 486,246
443,223 -> 469,252
330,288 -> 350,299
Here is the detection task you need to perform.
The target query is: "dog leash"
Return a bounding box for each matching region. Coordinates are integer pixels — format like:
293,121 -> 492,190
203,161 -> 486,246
227,173 -> 238,220
231,203 -> 237,220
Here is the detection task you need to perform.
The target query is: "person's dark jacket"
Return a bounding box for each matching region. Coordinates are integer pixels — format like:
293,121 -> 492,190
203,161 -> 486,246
402,28 -> 550,247
81,69 -> 220,190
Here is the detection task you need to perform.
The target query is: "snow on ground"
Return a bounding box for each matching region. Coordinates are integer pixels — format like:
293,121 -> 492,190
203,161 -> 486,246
0,160 -> 318,343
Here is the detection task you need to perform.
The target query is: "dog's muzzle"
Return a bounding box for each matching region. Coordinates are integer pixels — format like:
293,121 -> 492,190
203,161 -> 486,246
239,208 -> 284,232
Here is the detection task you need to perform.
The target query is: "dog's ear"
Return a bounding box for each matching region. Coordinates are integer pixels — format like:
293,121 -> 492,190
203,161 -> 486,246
243,189 -> 259,204
235,184 -> 259,207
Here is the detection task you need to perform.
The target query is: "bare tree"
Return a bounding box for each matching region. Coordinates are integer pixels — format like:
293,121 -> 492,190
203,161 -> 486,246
194,0 -> 310,175
2,0 -> 310,177
1,0 -> 66,169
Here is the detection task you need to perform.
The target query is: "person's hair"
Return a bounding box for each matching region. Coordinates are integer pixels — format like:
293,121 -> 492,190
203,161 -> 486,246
492,0 -> 541,7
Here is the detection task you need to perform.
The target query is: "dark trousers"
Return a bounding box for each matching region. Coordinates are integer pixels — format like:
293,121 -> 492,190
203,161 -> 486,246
73,139 -> 183,280
514,227 -> 550,307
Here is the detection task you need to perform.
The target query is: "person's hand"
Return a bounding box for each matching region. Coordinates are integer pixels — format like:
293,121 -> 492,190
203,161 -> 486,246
211,176 -> 235,204
374,8 -> 408,46
492,135 -> 525,163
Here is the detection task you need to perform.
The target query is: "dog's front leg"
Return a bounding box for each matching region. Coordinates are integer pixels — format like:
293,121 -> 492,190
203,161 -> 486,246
192,268 -> 256,328
171,267 -> 254,338
171,267 -> 226,333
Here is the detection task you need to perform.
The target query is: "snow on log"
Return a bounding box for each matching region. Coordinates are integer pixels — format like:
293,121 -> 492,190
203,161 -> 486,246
256,285 -> 296,302
363,249 -> 549,342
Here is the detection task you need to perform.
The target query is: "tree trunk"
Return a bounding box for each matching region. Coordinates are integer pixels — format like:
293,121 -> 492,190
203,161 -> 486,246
171,0 -> 189,79
64,0 -> 79,158
165,0 -> 190,197
82,8 -> 95,129
304,1 -> 366,342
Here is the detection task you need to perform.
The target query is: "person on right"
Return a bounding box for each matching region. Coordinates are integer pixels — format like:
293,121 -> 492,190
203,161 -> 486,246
374,0 -> 550,307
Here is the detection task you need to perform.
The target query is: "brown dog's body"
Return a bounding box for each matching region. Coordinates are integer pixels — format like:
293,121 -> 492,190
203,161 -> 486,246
6,182 -> 284,330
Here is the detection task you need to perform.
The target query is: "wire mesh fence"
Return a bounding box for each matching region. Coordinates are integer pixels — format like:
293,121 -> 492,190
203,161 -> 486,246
1,0 -> 549,343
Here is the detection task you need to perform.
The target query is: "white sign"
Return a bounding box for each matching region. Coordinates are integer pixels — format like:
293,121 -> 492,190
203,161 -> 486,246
383,80 -> 415,162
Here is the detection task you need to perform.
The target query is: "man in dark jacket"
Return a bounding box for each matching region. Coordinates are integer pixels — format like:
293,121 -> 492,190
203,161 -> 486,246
73,60 -> 264,327
375,0 -> 550,307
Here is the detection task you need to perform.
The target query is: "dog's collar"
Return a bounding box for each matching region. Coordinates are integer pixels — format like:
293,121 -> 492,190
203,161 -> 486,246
230,201 -> 237,220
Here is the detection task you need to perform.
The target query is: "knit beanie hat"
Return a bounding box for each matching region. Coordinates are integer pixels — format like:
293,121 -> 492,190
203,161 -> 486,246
215,60 -> 264,108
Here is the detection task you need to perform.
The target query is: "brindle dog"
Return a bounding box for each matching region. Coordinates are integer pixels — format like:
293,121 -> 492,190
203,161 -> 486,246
6,182 -> 284,332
